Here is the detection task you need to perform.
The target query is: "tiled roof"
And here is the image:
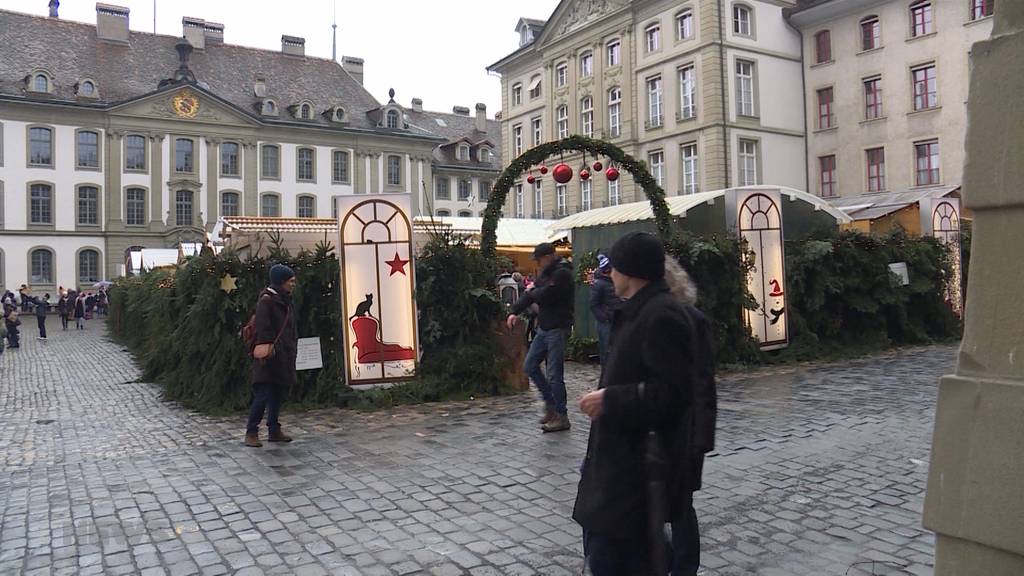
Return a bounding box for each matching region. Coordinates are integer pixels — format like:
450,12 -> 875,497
404,108 -> 502,171
220,216 -> 339,234
0,8 -> 386,131
830,186 -> 960,221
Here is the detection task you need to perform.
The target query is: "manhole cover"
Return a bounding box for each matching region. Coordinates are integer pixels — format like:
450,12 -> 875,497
35,419 -> 55,425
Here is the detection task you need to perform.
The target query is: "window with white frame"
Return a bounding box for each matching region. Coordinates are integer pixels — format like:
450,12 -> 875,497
676,10 -> 693,40
515,184 -> 525,218
679,66 -> 696,119
581,179 -> 592,211
126,188 -> 146,226
608,179 -> 620,206
176,190 -> 194,226
532,118 -> 543,146
79,249 -> 99,284
513,124 -> 524,156
300,104 -> 312,120
175,138 -> 194,173
534,181 -> 543,217
479,147 -> 491,163
557,106 -> 569,139
556,63 -> 568,87
580,97 -> 594,137
387,155 -> 402,186
125,135 -> 146,171
649,150 -> 664,186
386,109 -> 400,129
457,144 -> 469,161
529,75 -> 542,99
733,4 -> 752,36
30,183 -> 52,224
29,127 -> 53,166
260,193 -> 279,217
221,142 -> 240,176
738,139 -> 758,186
607,39 -> 621,66
221,191 -> 240,217
608,87 -> 622,137
332,150 -> 350,183
512,83 -> 523,106
646,23 -> 661,52
458,179 -> 472,201
681,144 -> 699,195
436,177 -> 450,200
297,195 -> 316,218
580,52 -> 593,77
479,181 -> 491,202
556,184 -> 567,216
261,145 -> 280,179
30,249 -> 53,284
647,76 -> 663,127
31,74 -> 49,93
736,60 -> 755,117
297,147 -> 315,181
77,130 -> 100,168
77,186 -> 99,225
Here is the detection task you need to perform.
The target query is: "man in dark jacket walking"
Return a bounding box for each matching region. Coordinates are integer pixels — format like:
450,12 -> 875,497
32,293 -> 50,340
245,264 -> 299,448
589,253 -> 618,365
574,232 -> 716,576
508,242 -> 575,433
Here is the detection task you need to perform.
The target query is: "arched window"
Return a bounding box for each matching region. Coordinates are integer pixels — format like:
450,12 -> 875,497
334,107 -> 346,122
436,209 -> 451,217
78,249 -> 100,283
30,248 -> 53,284
386,109 -> 400,129
458,210 -> 472,217
300,104 -> 312,120
175,190 -> 193,226
297,195 -> 316,218
260,193 -> 280,217
79,80 -> 96,97
32,74 -> 49,93
221,191 -> 240,217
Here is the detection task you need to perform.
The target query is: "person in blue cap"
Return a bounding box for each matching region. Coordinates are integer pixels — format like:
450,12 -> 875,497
245,264 -> 299,447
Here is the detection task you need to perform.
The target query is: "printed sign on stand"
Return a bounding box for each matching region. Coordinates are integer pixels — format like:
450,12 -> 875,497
295,337 -> 324,371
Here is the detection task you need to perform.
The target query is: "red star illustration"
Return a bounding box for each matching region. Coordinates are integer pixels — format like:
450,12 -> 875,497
385,252 -> 409,276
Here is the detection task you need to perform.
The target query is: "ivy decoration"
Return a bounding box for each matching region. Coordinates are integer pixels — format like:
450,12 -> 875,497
480,135 -> 674,260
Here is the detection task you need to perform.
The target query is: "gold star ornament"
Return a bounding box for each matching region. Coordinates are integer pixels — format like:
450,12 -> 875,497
220,274 -> 237,293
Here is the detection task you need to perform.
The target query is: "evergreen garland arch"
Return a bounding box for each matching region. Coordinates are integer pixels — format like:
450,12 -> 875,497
480,135 -> 674,259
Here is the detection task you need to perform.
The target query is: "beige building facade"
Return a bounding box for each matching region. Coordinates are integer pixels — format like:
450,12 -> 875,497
488,0 -> 807,220
789,0 -> 995,198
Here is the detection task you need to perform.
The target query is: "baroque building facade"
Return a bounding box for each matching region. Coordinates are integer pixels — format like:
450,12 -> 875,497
0,5 -> 500,293
488,0 -> 807,219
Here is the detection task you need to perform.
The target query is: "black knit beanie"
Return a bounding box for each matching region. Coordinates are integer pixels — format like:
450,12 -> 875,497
609,232 -> 665,281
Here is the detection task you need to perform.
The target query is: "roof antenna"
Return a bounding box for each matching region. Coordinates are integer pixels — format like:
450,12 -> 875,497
331,0 -> 338,62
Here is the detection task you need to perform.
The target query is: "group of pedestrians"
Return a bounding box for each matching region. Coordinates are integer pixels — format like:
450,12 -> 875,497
1,286 -> 105,351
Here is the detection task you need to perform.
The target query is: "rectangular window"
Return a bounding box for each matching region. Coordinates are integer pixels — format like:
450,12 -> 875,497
78,186 -> 99,225
436,178 -> 450,200
77,131 -> 100,168
676,11 -> 693,40
387,155 -> 402,186
682,143 -> 699,195
607,40 -> 620,66
515,184 -> 525,218
79,251 -> 98,284
608,88 -> 622,137
479,181 -> 491,203
175,138 -> 194,173
581,180 -> 592,212
458,180 -> 472,202
679,66 -> 696,119
647,76 -> 663,127
534,181 -> 543,217
31,250 -> 52,285
126,135 -> 146,171
736,60 -> 755,117
297,148 -> 315,181
332,150 -> 350,183
260,194 -> 279,217
175,190 -> 193,226
529,76 -> 542,99
29,127 -> 53,166
608,179 -> 620,206
649,150 -> 664,186
866,147 -> 886,192
532,118 -> 543,146
556,63 -> 568,87
972,0 -> 993,20
513,125 -> 523,156
220,142 -> 240,176
513,84 -> 522,106
556,184 -> 567,216
911,2 -> 933,37
915,140 -> 940,186
261,145 -> 280,179
30,184 -> 52,224
581,98 -> 594,137
126,188 -> 146,226
912,65 -> 937,110
557,107 -> 569,139
738,139 -> 758,186
734,5 -> 752,36
580,53 -> 593,77
817,87 -> 834,129
864,77 -> 883,119
815,30 -> 831,63
646,24 -> 660,52
221,192 -> 239,217
297,196 -> 316,218
819,155 -> 836,197
862,17 -> 881,50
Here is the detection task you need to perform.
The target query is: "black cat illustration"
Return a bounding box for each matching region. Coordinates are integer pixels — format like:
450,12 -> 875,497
350,294 -> 374,321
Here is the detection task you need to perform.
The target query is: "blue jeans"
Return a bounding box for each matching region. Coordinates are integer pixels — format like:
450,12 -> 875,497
246,380 -> 282,435
596,321 -> 611,366
524,327 -> 568,415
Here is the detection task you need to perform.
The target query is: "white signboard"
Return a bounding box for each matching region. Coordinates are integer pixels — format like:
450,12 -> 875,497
295,337 -> 324,371
337,194 -> 419,385
733,189 -> 789,350
889,262 -> 910,286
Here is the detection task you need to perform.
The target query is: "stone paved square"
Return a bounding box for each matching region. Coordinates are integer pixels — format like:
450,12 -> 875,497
0,322 -> 949,575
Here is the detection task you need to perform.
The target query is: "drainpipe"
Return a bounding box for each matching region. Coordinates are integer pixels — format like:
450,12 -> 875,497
785,13 -> 810,193
718,0 -> 730,188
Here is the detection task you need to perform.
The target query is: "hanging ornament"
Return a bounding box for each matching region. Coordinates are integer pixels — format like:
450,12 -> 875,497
527,174 -> 536,185
579,168 -> 591,181
605,166 -> 620,182
593,161 -> 604,172
552,163 -> 573,184
539,165 -> 549,175
219,274 -> 237,294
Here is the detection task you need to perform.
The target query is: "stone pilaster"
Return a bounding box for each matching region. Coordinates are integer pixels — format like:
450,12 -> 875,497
149,134 -> 165,232
205,137 -> 219,231
106,131 -> 123,231
242,140 -> 258,216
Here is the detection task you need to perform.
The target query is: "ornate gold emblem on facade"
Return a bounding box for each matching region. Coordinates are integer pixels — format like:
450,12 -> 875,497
172,91 -> 199,118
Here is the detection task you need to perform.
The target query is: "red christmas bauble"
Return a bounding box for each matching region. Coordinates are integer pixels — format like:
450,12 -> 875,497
593,161 -> 604,172
579,169 -> 591,181
552,163 -> 573,184
605,167 -> 620,182
539,165 -> 549,175
527,175 -> 536,185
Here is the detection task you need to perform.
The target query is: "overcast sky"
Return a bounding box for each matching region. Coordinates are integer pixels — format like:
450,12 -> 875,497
6,0 -> 557,115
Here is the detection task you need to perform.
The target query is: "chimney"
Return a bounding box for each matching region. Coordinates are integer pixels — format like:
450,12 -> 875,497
342,56 -> 364,85
475,103 -> 487,132
281,35 -> 305,57
96,3 -> 130,44
183,17 -> 205,50
204,22 -> 224,45
411,98 -> 423,112
453,106 -> 471,116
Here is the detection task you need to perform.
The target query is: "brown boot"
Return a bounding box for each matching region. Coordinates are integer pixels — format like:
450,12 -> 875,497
540,406 -> 556,425
542,413 -> 571,433
268,428 -> 293,443
244,433 -> 262,447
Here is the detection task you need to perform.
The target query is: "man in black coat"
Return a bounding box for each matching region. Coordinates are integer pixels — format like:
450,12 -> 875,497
245,264 -> 299,447
589,253 -> 618,365
574,232 -> 716,576
507,242 -> 575,433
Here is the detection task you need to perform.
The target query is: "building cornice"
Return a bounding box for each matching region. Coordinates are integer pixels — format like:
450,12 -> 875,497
787,0 -> 889,28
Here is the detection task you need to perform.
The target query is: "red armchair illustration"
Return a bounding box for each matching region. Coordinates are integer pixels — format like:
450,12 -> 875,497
351,316 -> 415,363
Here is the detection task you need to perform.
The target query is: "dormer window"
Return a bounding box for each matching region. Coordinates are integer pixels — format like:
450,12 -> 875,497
333,107 -> 346,122
479,147 -> 491,163
300,103 -> 312,120
386,109 -> 400,129
457,144 -> 470,161
262,99 -> 278,116
29,71 -> 52,93
78,80 -> 97,97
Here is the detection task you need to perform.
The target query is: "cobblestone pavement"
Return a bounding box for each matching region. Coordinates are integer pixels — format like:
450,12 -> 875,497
0,322 -> 953,576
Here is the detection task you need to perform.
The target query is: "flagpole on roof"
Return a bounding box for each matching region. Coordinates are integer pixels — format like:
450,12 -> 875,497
153,0 -> 156,33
